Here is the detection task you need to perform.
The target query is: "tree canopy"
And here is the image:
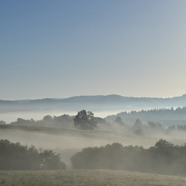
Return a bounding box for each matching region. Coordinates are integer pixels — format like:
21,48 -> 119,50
0,139 -> 66,170
71,139 -> 186,176
73,110 -> 98,130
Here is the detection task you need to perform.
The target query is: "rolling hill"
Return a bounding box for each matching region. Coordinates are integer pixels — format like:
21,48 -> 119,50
1,94 -> 186,113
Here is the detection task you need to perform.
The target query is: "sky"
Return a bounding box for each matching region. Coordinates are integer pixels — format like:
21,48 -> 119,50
1,0 -> 186,100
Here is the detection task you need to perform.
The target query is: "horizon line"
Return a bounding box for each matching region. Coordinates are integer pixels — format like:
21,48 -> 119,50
1,93 -> 186,101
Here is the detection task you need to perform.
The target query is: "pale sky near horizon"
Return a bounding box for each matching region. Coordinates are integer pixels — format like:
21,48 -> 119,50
1,1 -> 186,100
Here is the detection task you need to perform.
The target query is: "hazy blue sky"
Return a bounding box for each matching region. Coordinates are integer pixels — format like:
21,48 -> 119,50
1,0 -> 186,100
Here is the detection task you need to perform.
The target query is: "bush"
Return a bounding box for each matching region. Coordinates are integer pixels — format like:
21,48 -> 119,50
71,140 -> 186,176
0,139 -> 66,170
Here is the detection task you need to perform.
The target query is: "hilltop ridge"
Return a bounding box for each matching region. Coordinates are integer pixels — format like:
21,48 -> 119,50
1,94 -> 186,113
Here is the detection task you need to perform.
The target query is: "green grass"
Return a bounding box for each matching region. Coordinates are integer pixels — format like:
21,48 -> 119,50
0,169 -> 185,186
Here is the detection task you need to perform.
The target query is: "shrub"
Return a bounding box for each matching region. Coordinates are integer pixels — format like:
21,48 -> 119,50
0,139 -> 66,170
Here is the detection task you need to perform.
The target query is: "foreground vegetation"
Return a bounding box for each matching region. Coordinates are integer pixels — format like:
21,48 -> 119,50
0,169 -> 185,186
0,140 -> 66,170
71,139 -> 186,176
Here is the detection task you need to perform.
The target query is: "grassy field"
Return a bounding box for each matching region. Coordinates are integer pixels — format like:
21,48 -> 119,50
0,169 -> 185,186
1,126 -> 186,185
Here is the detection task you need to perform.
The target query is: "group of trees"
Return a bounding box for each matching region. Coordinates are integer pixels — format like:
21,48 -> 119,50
0,110 -> 99,130
2,114 -> 74,129
71,139 -> 186,176
130,119 -> 165,136
0,139 -> 66,170
2,137 -> 186,175
2,109 -> 186,136
106,107 -> 186,126
0,110 -> 99,131
131,119 -> 186,136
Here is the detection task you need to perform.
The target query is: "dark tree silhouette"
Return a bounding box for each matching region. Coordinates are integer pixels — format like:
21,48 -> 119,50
115,117 -> 125,126
155,139 -> 173,149
71,139 -> 186,176
133,119 -> 143,135
74,110 -> 98,130
0,139 -> 66,170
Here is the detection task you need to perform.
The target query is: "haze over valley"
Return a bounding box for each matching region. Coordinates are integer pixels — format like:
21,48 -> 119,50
1,1 -> 186,185
1,94 -> 186,123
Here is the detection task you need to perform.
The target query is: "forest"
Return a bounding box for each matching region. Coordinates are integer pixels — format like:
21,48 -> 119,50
106,107 -> 186,126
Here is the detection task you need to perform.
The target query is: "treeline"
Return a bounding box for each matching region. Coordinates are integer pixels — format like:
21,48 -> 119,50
2,108 -> 186,136
71,139 -> 186,176
1,114 -> 74,129
0,112 -> 106,130
127,119 -> 181,136
123,118 -> 186,136
106,107 -> 186,126
0,139 -> 66,170
102,117 -> 186,137
2,106 -> 186,129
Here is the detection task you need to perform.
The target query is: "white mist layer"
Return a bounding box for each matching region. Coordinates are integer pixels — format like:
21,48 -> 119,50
1,128 -> 186,166
0,107 -> 175,123
0,110 -> 125,123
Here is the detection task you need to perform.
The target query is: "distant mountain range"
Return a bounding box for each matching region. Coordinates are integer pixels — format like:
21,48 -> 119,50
1,94 -> 186,113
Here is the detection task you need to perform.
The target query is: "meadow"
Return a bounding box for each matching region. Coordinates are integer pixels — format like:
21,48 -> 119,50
0,169 -> 185,186
1,125 -> 186,185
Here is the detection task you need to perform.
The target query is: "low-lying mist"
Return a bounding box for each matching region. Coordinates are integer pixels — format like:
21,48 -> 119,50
0,126 -> 186,167
1,108 -> 186,168
71,140 -> 186,176
0,110 -> 125,123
